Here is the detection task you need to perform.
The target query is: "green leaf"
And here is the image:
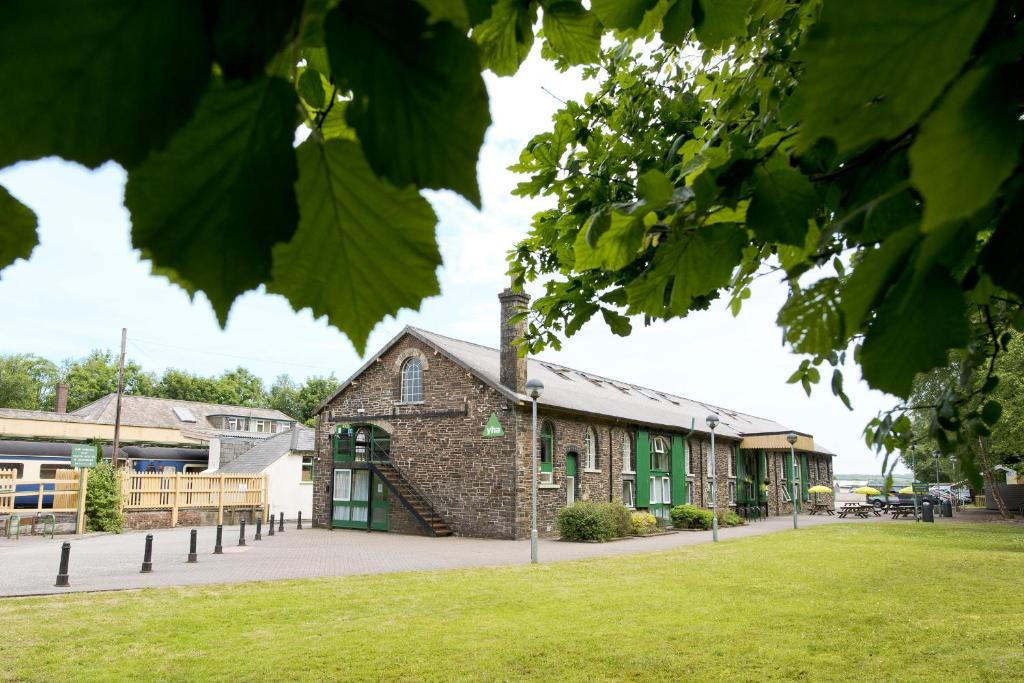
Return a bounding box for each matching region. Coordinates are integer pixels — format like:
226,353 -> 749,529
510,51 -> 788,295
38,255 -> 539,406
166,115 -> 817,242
601,308 -> 633,336
0,185 -> 38,275
777,278 -> 842,357
661,0 -> 694,45
980,185 -> 1024,298
839,224 -> 919,337
593,211 -> 653,270
298,68 -> 327,110
981,399 -> 1002,426
126,78 -> 299,325
746,168 -> 816,246
0,0 -> 210,169
794,0 -> 995,154
636,169 -> 674,211
693,0 -> 751,46
860,267 -> 968,397
831,368 -> 852,410
270,139 -> 441,355
327,0 -> 491,207
473,0 -> 538,76
626,223 -> 746,315
210,0 -> 304,80
910,66 -> 1022,232
591,0 -> 658,30
542,2 -> 602,66
419,0 -> 495,28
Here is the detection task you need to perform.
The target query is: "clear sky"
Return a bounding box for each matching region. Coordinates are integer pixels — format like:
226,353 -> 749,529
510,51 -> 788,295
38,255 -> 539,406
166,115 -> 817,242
0,52 -> 903,474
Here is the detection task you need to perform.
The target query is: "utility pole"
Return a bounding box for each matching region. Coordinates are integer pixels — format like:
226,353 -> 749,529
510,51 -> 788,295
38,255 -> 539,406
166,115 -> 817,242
111,328 -> 127,468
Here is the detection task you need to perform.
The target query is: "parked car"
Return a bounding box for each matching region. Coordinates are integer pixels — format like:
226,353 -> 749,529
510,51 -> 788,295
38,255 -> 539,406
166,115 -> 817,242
867,492 -> 943,509
867,493 -> 900,509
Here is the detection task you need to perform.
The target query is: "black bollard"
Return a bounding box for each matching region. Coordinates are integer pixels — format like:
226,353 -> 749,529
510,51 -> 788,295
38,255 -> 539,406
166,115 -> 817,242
187,529 -> 198,563
55,541 -> 71,587
279,511 -> 284,532
297,511 -> 302,530
140,534 -> 154,573
214,524 -> 224,554
268,513 -> 275,536
255,516 -> 262,541
239,519 -> 247,547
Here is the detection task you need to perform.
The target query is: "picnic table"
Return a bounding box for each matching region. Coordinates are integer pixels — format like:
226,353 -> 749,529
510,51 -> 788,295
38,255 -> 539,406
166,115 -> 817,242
837,503 -> 882,519
807,503 -> 834,516
890,505 -> 919,520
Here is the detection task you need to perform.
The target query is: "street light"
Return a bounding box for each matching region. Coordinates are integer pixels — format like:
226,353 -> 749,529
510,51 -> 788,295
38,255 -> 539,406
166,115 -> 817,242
706,414 -> 720,542
526,377 -> 544,564
787,432 -> 799,530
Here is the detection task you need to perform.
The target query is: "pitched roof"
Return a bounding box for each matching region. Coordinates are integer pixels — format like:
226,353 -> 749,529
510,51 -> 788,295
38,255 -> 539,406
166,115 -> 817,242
216,426 -> 315,474
318,326 -> 834,453
71,394 -> 295,429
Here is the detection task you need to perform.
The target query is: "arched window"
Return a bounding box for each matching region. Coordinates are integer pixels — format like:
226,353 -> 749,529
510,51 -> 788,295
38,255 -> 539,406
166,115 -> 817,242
651,436 -> 670,471
354,428 -> 369,462
584,427 -> 597,470
400,357 -> 423,402
622,431 -> 635,473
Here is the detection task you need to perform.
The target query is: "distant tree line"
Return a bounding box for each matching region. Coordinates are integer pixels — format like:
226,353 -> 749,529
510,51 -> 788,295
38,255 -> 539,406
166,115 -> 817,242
0,350 -> 337,424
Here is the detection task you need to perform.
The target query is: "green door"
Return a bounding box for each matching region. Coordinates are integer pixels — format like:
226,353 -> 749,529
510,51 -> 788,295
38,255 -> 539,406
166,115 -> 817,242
370,474 -> 389,531
566,453 -> 577,506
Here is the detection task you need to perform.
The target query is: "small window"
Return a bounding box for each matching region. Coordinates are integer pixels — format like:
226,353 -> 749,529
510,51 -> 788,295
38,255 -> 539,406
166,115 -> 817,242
622,432 -> 634,473
226,416 -> 247,431
662,477 -> 671,504
301,456 -> 313,482
333,469 -> 352,501
540,421 -> 555,484
1,463 -> 25,478
650,436 -> 670,471
400,358 -> 423,402
40,464 -> 73,479
728,451 -> 735,478
584,427 -> 597,470
650,476 -> 659,504
781,482 -> 792,503
687,443 -> 694,476
728,480 -> 737,505
622,479 -> 636,508
252,419 -> 270,433
355,428 -> 370,462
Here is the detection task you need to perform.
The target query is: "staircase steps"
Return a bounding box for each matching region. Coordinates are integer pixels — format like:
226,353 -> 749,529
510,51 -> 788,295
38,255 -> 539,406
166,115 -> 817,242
371,463 -> 452,537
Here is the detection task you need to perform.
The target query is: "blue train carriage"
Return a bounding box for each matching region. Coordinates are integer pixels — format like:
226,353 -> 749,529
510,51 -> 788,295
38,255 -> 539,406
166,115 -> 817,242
0,440 -> 209,508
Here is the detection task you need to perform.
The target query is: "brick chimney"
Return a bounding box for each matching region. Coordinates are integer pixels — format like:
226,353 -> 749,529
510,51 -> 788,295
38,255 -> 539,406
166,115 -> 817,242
498,286 -> 530,394
55,383 -> 69,414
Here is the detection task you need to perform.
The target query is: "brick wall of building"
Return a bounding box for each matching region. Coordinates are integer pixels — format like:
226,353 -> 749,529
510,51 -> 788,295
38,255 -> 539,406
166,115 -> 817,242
313,335 -> 521,538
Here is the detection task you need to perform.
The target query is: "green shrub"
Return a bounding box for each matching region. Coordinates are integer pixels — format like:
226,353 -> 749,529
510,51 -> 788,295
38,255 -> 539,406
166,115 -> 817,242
670,504 -> 713,530
84,462 -> 124,533
630,511 -> 658,535
600,502 -> 633,538
720,510 -> 744,526
556,501 -> 617,542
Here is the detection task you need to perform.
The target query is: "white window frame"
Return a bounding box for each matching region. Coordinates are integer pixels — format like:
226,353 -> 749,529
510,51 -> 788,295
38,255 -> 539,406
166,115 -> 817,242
333,469 -> 352,502
728,480 -> 737,505
728,451 -> 735,478
226,416 -> 246,431
651,436 -> 670,471
252,419 -> 269,433
400,357 -> 424,403
622,432 -> 634,474
685,442 -> 693,476
649,476 -> 659,504
662,476 -> 671,504
781,482 -> 792,503
301,456 -> 314,483
584,427 -> 598,471
622,479 -> 636,508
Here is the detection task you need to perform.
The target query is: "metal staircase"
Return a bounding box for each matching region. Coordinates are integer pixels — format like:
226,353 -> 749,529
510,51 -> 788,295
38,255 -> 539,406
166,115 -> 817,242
370,462 -> 452,537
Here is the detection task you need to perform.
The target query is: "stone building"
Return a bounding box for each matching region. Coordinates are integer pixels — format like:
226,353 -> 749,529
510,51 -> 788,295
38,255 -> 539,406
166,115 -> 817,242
312,290 -> 835,538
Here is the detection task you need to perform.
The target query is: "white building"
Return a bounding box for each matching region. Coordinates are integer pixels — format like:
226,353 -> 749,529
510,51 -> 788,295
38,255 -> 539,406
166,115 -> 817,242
215,426 -> 315,521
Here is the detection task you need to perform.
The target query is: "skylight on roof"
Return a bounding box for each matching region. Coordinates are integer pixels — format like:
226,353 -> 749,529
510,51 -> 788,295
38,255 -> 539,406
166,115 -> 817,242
172,406 -> 197,423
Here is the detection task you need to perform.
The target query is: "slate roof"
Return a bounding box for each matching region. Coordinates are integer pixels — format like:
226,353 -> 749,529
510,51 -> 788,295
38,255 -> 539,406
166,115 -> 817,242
72,394 -> 294,429
317,326 -> 835,454
216,426 -> 315,474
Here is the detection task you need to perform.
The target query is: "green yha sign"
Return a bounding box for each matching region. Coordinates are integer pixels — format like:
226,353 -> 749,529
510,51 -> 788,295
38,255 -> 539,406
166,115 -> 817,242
482,413 -> 504,438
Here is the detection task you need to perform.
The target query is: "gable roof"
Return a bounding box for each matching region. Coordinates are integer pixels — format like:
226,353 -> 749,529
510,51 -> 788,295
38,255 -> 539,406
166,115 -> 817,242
317,326 -> 834,454
216,426 -> 315,474
71,394 -> 295,429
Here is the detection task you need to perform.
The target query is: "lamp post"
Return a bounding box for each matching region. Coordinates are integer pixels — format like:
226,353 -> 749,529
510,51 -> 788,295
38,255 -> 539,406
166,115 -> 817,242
526,378 -> 544,564
706,414 -> 719,542
787,432 -> 799,530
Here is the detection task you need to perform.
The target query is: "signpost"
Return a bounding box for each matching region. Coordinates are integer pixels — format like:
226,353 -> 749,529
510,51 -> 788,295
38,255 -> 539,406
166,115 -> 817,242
481,413 -> 504,438
70,445 -> 98,535
912,482 -> 929,494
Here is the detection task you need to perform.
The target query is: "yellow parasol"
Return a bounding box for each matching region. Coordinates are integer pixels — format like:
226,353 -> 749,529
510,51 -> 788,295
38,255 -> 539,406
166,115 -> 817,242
852,486 -> 880,495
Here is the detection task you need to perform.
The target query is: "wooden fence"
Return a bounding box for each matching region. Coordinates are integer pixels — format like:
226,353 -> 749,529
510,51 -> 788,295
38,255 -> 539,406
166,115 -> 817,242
120,471 -> 267,525
0,468 -> 83,515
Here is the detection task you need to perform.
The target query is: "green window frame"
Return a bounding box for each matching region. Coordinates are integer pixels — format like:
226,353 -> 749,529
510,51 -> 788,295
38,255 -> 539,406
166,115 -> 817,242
539,420 -> 555,483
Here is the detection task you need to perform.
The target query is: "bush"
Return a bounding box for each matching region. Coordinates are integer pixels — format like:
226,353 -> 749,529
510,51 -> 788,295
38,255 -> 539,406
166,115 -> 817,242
670,504 -> 713,530
84,462 -> 124,533
556,501 -> 618,542
720,510 -> 744,526
630,511 -> 658,535
600,502 -> 633,538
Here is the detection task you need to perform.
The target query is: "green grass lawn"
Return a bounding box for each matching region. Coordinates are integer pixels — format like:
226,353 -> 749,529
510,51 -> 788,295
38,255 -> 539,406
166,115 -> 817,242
2,523 -> 1022,682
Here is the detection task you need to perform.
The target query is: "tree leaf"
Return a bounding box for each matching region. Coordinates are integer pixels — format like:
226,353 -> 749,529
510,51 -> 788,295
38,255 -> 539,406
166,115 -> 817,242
126,77 -> 299,325
210,0 -> 304,80
839,224 -> 919,337
693,0 -> 751,46
327,0 -> 491,207
601,308 -> 632,336
860,267 -> 968,397
981,399 -> 1002,426
0,0 -> 210,169
746,168 -> 816,246
0,185 -> 38,275
298,68 -> 327,110
636,169 -> 674,211
269,139 -> 441,355
980,184 -> 1024,298
910,66 -> 1022,232
590,0 -> 658,30
777,278 -> 842,357
542,2 -> 602,66
661,0 -> 694,45
794,0 -> 995,155
593,211 -> 653,270
473,0 -> 538,76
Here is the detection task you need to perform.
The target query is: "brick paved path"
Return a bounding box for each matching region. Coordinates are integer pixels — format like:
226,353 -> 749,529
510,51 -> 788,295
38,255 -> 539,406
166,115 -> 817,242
0,514 -> 870,597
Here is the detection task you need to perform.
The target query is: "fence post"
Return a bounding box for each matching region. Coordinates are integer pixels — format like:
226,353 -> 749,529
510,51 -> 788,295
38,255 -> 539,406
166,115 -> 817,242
279,511 -> 284,532
140,534 -> 154,573
218,474 -> 225,526
55,542 -> 71,587
171,472 -> 181,527
238,518 -> 246,547
214,524 -> 223,554
187,529 -> 198,563
76,468 -> 89,535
